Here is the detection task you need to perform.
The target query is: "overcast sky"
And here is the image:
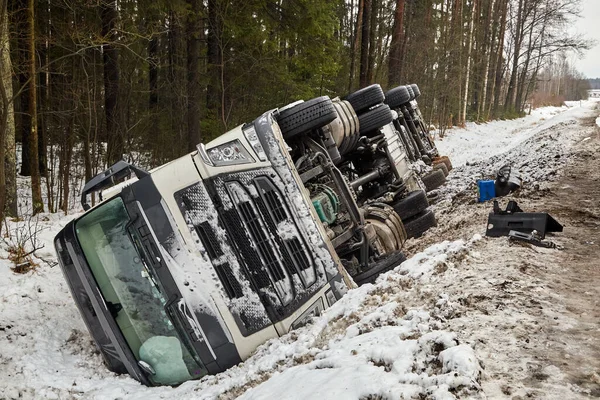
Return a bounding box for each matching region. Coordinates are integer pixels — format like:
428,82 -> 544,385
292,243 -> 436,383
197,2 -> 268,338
574,0 -> 600,78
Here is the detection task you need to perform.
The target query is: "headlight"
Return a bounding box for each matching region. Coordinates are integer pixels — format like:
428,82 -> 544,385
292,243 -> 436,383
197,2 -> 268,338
243,125 -> 267,161
206,140 -> 254,166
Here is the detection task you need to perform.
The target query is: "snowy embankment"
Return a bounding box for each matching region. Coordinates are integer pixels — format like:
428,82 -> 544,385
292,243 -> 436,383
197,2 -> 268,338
434,100 -> 598,206
0,100 -> 597,399
0,218 -> 484,399
436,102 -> 595,168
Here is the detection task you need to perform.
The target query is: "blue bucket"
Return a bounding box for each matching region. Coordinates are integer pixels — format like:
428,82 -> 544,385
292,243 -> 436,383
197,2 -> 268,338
477,180 -> 496,202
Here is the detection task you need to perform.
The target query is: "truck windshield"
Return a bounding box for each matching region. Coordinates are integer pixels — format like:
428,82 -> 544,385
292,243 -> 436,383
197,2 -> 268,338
75,197 -> 207,385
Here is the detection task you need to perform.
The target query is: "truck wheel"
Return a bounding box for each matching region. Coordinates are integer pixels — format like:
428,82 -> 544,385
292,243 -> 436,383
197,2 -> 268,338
276,96 -> 337,139
403,209 -> 437,239
358,104 -> 394,135
406,85 -> 415,101
352,251 -> 407,286
384,86 -> 411,109
345,84 -> 385,114
392,190 -> 429,221
433,155 -> 453,171
410,84 -> 421,98
433,162 -> 449,177
422,169 -> 446,192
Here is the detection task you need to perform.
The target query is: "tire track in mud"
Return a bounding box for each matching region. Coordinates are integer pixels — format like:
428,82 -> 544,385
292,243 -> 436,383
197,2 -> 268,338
534,116 -> 600,398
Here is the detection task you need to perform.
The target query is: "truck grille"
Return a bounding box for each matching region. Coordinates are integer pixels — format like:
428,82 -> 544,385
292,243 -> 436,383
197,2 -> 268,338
194,222 -> 224,259
174,182 -> 273,335
253,177 -> 315,284
286,238 -> 311,271
238,201 -> 286,282
215,210 -> 267,290
213,262 -> 244,299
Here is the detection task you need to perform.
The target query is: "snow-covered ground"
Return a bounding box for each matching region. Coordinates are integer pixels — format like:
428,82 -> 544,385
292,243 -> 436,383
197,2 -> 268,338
1,100 -> 598,400
433,100 -> 599,207
436,104 -> 586,168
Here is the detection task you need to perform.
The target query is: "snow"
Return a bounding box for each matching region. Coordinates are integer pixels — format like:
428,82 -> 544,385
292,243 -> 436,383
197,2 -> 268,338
0,214 -> 484,399
436,103 -> 589,168
433,101 -> 598,207
1,101 -> 598,399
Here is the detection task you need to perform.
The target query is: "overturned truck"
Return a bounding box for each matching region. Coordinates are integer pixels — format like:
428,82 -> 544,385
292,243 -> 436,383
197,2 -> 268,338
54,86 -> 449,386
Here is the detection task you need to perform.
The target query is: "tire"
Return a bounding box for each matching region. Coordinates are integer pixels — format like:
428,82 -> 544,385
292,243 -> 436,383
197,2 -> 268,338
406,85 -> 415,101
433,156 -> 453,171
352,251 -> 407,286
392,190 -> 429,221
384,86 -> 410,109
403,208 -> 437,239
358,104 -> 394,135
426,191 -> 440,204
345,84 -> 385,114
442,156 -> 453,171
433,162 -> 449,177
276,96 -> 337,139
421,169 -> 446,192
410,84 -> 421,99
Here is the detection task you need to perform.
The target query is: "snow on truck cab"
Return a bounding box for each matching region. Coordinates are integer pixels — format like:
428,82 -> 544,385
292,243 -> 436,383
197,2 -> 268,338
53,87 -> 440,386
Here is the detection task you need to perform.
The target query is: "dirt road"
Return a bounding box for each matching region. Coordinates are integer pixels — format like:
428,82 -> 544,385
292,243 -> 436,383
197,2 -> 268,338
403,107 -> 600,398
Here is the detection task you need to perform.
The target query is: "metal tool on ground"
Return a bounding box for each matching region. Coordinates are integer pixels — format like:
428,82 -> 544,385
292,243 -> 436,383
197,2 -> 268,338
508,230 -> 557,248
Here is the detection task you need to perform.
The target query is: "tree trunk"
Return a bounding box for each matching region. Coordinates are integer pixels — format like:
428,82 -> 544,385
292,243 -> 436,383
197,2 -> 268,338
0,0 -> 15,217
491,0 -> 508,118
148,32 -> 161,160
207,0 -> 223,132
387,0 -> 405,86
61,110 -> 74,213
479,0 -> 496,121
348,0 -> 364,92
0,0 -> 12,223
529,4 -> 548,109
358,0 -> 371,88
187,0 -> 202,151
515,4 -> 537,112
100,0 -> 122,166
27,0 -> 42,214
14,0 -> 30,177
167,8 -> 186,151
461,0 -> 477,124
505,0 -> 524,112
366,0 -> 377,84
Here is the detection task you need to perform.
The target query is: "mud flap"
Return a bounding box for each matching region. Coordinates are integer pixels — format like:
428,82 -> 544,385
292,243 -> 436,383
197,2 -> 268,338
486,200 -> 563,239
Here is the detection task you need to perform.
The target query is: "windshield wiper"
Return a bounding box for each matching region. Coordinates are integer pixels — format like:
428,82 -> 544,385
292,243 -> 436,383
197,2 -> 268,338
164,297 -> 214,365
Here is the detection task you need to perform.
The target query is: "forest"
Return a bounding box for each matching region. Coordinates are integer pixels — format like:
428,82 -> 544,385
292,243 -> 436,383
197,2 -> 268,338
0,0 -> 592,220
588,78 -> 600,89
